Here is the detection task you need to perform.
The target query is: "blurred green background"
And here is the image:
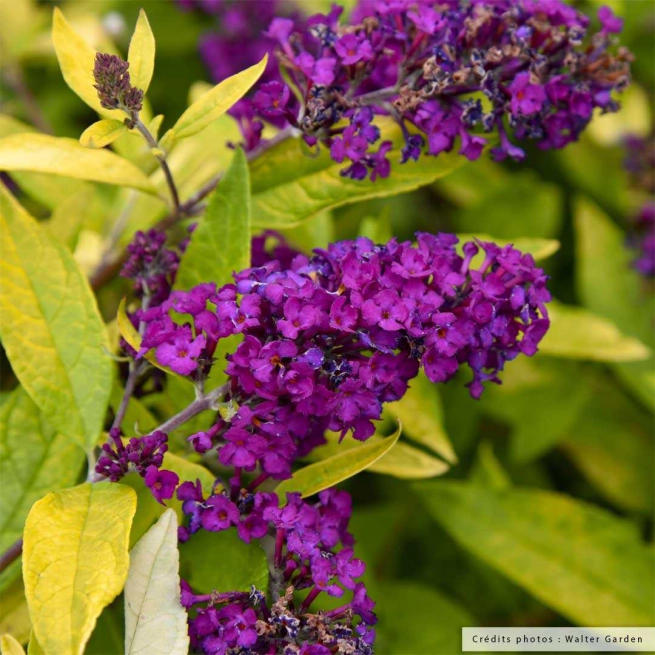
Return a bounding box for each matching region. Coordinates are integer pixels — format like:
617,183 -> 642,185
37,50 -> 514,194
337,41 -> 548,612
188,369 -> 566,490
1,0 -> 654,653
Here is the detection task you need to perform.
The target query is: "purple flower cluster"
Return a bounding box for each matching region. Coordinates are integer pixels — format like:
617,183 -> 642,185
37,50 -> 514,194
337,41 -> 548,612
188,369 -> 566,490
96,428 -> 179,503
180,489 -> 375,655
93,53 -> 143,124
234,0 -> 631,180
121,228 -> 180,306
134,232 -> 549,483
177,0 -> 297,85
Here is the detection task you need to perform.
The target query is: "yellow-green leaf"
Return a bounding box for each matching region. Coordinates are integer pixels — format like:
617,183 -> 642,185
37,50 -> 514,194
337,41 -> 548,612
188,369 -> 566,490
172,55 -> 267,141
26,634 -> 43,655
386,371 -> 456,464
46,185 -> 97,251
416,481 -> 655,626
0,134 -> 159,195
575,196 -> 655,409
0,388 -> 85,551
80,119 -> 127,149
124,510 -> 188,655
22,483 -> 137,655
250,120 -> 464,228
127,9 -> 155,94
276,423 -> 402,499
369,441 -> 449,479
456,234 -> 560,263
174,147 -> 250,291
0,576 -> 30,645
541,301 -> 651,362
51,8 -> 123,120
0,188 -> 113,447
0,634 -> 25,655
148,115 -> 165,142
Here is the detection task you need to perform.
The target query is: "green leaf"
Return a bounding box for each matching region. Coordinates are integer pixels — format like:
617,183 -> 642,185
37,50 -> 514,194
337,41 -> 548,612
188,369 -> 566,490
171,56 -> 267,142
0,388 -> 85,551
540,301 -> 650,362
22,483 -> 137,655
561,376 -> 654,514
373,581 -> 474,655
124,510 -> 189,655
367,441 -> 449,479
416,481 -> 655,626
0,634 -> 25,655
51,8 -> 124,120
0,575 -> 30,646
305,429 -> 449,479
0,134 -> 159,195
179,529 -> 268,595
79,120 -> 128,149
479,358 -> 590,463
275,423 -> 402,499
386,371 -> 456,464
174,147 -> 250,291
127,9 -> 155,94
46,186 -> 96,251
575,197 -> 655,409
0,188 -> 113,447
451,172 -> 563,239
250,120 -> 463,227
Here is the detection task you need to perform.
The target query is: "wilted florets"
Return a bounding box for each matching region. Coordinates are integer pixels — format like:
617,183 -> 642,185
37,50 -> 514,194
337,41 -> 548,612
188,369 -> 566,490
93,52 -> 144,117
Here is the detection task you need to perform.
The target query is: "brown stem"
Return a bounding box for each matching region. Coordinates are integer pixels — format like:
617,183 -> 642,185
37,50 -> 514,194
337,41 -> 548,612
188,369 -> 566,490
5,66 -> 53,135
0,538 -> 23,574
135,119 -> 181,215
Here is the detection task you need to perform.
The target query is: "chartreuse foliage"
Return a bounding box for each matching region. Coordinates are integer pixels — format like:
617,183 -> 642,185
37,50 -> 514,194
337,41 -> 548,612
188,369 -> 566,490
174,147 -> 251,291
123,510 -> 188,655
575,197 -> 655,410
1,2 -> 654,653
0,186 -> 112,449
22,484 -> 136,655
0,389 -> 85,551
416,482 -> 655,626
250,119 -> 464,227
276,423 -> 402,499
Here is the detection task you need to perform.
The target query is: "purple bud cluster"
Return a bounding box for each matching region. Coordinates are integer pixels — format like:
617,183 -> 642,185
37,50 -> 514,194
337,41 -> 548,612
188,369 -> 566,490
121,229 -> 180,306
180,489 -> 375,655
93,53 -> 143,122
233,0 -> 631,180
95,428 -> 179,503
134,232 -> 549,483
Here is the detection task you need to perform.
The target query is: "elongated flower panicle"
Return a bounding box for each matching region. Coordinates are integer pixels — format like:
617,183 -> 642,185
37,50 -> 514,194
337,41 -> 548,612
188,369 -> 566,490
136,232 -> 550,481
180,489 -> 375,655
233,0 -> 631,180
93,53 -> 143,123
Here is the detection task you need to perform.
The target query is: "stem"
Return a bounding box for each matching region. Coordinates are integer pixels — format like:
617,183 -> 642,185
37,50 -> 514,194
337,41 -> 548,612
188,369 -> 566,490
5,65 -> 53,134
299,585 -> 321,613
135,119 -> 180,215
154,383 -> 228,434
0,538 -> 23,574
